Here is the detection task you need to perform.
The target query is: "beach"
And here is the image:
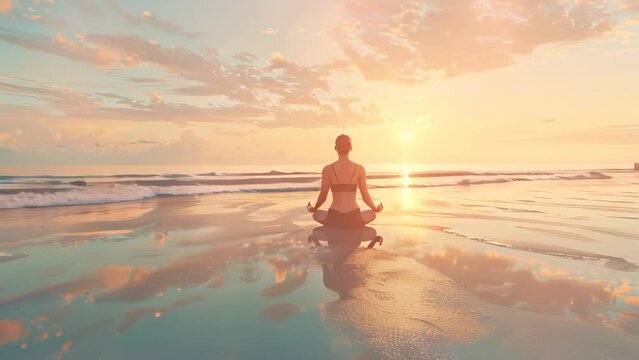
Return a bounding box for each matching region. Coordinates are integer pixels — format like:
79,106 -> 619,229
2,0 -> 638,357
1,167 -> 638,359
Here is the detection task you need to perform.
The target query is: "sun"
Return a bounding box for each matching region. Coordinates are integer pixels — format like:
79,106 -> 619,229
402,130 -> 412,142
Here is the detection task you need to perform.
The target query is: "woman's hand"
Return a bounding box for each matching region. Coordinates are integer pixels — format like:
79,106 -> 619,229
374,202 -> 383,213
307,202 -> 317,213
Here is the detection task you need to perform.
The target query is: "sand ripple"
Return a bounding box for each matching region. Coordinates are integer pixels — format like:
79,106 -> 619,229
324,249 -> 492,359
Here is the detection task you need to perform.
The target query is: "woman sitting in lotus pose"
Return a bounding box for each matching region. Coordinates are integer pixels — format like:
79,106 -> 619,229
307,134 -> 383,227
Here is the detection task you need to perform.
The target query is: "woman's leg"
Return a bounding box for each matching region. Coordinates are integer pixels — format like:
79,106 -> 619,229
361,210 -> 376,225
312,226 -> 329,241
313,210 -> 329,224
359,227 -> 377,242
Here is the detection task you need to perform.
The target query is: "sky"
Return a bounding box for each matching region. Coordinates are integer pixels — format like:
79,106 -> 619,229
0,0 -> 638,167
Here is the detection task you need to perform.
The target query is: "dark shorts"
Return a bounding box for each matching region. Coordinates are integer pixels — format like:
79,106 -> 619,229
323,208 -> 365,228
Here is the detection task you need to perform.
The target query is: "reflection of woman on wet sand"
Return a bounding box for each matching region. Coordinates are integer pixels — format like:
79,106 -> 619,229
310,226 -> 381,298
307,134 -> 383,227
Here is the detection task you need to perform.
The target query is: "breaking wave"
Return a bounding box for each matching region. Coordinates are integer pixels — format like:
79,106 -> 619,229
0,171 -> 614,209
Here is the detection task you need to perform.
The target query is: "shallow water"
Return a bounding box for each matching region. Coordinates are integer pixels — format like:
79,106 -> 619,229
1,171 -> 638,359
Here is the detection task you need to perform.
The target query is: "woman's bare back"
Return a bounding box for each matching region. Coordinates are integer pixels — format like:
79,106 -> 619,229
327,160 -> 360,213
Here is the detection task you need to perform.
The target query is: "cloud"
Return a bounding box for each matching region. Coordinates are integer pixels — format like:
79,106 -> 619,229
64,0 -> 204,37
0,33 -> 256,101
92,92 -> 270,124
125,76 -> 166,83
540,118 -> 558,123
0,0 -> 12,15
260,27 -> 279,36
24,14 -> 44,22
0,98 -> 297,163
106,139 -> 162,147
0,34 -> 386,129
0,79 -> 257,128
259,52 -> 334,107
268,98 -> 385,128
333,0 -> 614,83
619,0 -> 639,12
146,91 -> 163,105
20,11 -> 67,28
0,32 -> 123,67
104,0 -> 206,38
82,34 -> 262,102
234,52 -> 257,62
0,30 -> 351,113
0,79 -> 100,110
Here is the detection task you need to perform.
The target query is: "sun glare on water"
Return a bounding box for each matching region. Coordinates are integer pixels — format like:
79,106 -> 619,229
402,171 -> 416,209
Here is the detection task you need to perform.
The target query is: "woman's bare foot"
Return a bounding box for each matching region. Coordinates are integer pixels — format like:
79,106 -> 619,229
308,234 -> 322,247
367,236 -> 383,248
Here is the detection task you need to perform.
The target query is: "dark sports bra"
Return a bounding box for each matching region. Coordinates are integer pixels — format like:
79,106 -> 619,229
330,164 -> 358,192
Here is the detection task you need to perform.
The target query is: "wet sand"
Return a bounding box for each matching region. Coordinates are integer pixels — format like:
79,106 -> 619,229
1,176 -> 638,359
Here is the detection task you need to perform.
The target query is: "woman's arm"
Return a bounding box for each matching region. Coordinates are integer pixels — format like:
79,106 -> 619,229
308,166 -> 330,212
358,165 -> 383,212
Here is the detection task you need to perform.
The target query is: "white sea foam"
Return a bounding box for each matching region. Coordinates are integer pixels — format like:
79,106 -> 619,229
0,185 -> 157,209
0,183 -> 312,209
0,171 -> 614,209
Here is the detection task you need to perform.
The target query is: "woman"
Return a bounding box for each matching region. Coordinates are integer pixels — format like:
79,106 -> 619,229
307,134 -> 383,227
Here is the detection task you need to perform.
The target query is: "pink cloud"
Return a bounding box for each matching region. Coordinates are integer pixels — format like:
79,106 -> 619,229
619,0 -> 639,12
0,1 -> 390,130
24,15 -> 44,22
334,0 -> 614,82
0,32 -> 122,67
0,33 -> 386,128
146,91 -> 163,105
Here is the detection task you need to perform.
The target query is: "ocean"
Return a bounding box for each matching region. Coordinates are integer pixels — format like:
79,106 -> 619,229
1,164 -> 638,359
0,164 -> 630,209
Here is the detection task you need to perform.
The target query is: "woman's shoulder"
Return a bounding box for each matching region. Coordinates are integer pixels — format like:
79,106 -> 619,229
350,162 -> 365,179
322,164 -> 335,173
323,161 -> 363,170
